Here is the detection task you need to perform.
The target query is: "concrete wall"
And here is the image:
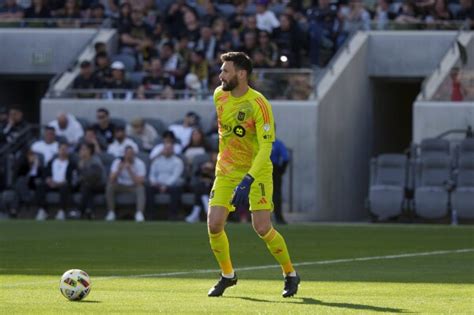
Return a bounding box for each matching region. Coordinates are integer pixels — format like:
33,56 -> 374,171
413,102 -> 474,142
0,29 -> 97,74
368,31 -> 456,77
316,33 -> 372,221
40,99 -> 318,215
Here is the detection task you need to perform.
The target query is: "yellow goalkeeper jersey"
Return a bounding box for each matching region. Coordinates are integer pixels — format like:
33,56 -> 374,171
213,85 -> 275,180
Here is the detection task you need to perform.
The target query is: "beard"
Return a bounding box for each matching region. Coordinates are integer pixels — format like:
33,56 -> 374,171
221,75 -> 239,91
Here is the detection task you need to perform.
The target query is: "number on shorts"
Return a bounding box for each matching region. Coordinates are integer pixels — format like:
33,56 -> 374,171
258,183 -> 265,196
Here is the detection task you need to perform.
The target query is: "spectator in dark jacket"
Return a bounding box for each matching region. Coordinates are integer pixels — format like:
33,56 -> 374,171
5,148 -> 43,217
0,107 -> 29,148
93,107 -> 116,144
35,142 -> 78,221
72,60 -> 100,98
77,142 -> 106,219
24,0 -> 51,18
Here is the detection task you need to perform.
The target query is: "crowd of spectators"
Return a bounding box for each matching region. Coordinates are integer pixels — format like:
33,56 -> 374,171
0,105 -> 291,223
3,0 -> 472,99
1,107 -> 220,222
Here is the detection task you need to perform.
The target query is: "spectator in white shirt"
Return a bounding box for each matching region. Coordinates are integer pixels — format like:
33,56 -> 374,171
126,118 -> 158,152
48,112 -> 84,146
256,0 -> 280,33
31,126 -> 59,165
35,143 -> 78,221
107,125 -> 139,158
149,130 -> 183,160
105,146 -> 146,222
168,111 -> 200,148
148,142 -> 184,220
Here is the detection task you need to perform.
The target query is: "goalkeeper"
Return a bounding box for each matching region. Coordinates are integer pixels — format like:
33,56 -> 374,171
207,52 -> 300,298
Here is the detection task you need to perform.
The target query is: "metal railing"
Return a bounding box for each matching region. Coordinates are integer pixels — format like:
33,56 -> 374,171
0,17 -> 113,29
45,68 -> 316,100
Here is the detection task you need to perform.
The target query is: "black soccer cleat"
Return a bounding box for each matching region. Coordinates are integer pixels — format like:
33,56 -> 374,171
208,273 -> 238,297
282,273 -> 300,298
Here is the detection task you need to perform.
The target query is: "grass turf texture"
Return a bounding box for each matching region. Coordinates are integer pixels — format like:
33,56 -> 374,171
0,221 -> 473,314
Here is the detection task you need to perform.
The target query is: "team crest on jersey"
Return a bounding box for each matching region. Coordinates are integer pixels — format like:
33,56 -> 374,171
233,125 -> 246,137
263,123 -> 271,132
237,111 -> 245,121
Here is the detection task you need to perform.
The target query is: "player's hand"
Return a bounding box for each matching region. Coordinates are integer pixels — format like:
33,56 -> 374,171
231,174 -> 254,208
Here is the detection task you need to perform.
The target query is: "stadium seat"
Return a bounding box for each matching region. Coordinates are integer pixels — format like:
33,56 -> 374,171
419,138 -> 450,158
414,156 -> 451,219
129,135 -> 144,152
110,117 -> 127,128
76,117 -> 91,129
97,152 -> 115,174
112,54 -> 136,72
458,138 -> 474,158
367,154 -> 407,220
136,151 -> 150,172
128,71 -> 146,88
207,134 -> 219,152
452,157 -> 474,219
143,118 -> 168,135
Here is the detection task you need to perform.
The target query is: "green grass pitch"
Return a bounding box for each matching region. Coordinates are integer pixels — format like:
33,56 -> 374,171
0,221 -> 473,314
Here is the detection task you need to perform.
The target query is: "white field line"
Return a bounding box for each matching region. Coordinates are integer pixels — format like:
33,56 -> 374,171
1,248 -> 473,288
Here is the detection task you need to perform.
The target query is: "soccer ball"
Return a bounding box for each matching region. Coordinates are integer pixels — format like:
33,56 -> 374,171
59,269 -> 91,301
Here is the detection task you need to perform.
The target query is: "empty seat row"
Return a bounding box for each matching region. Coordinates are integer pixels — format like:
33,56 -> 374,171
368,139 -> 474,221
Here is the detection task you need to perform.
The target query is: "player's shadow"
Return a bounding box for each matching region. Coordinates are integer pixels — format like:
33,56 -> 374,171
229,296 -> 407,313
75,300 -> 101,303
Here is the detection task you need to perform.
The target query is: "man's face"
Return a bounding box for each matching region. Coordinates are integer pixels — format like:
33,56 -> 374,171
9,109 -> 22,124
58,115 -> 68,129
219,61 -> 240,92
96,111 -> 109,125
58,144 -> 69,158
44,129 -> 55,143
200,26 -> 212,40
112,69 -> 123,80
115,129 -> 125,141
79,144 -> 91,159
160,46 -> 172,59
184,115 -> 196,127
124,147 -> 135,161
151,59 -> 162,73
80,65 -> 93,77
162,143 -> 173,156
131,9 -> 143,25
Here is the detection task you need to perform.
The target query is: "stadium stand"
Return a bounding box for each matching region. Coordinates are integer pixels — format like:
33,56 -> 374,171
367,154 -> 408,220
0,0 -> 473,222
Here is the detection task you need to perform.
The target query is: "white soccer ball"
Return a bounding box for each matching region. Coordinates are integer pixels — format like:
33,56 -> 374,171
59,269 -> 91,301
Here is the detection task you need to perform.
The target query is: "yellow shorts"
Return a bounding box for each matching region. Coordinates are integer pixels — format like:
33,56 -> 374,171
209,176 -> 274,212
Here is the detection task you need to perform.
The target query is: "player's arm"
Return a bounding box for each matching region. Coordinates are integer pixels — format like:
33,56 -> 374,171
247,96 -> 275,179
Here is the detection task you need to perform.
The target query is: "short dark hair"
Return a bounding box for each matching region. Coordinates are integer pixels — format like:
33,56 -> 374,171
80,60 -> 92,68
220,51 -> 253,75
162,130 -> 176,140
81,142 -> 95,155
97,108 -> 109,116
45,126 -> 55,132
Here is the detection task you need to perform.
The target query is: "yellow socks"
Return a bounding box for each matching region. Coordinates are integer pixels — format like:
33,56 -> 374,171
209,230 -> 234,275
260,227 -> 295,274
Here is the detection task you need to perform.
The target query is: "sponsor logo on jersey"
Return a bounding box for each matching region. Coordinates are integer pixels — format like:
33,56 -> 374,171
263,134 -> 273,140
233,125 -> 246,137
